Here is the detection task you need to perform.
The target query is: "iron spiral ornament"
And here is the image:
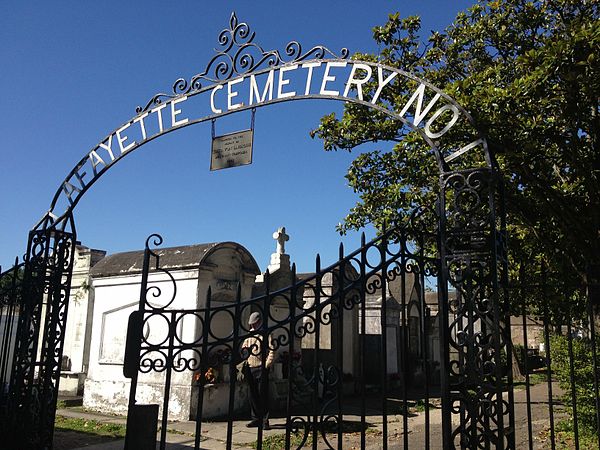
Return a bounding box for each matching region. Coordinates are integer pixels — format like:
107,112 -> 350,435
136,12 -> 349,114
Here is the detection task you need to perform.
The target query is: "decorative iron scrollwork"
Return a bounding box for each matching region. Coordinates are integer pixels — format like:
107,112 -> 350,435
5,226 -> 76,449
441,168 -> 510,448
136,12 -> 349,113
124,218 -> 443,448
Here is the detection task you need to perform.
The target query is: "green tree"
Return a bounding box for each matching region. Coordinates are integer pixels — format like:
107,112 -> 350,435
0,263 -> 23,305
312,0 -> 600,304
550,333 -> 600,439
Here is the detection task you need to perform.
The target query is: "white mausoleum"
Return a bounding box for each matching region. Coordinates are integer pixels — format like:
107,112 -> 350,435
59,228 -> 443,420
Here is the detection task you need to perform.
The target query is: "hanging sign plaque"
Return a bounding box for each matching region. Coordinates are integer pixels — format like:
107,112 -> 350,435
210,129 -> 253,171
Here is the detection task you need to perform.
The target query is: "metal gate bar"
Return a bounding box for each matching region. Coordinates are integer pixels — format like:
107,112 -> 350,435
123,214 -> 450,449
4,221 -> 76,449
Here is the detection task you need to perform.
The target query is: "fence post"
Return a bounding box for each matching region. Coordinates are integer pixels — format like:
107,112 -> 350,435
439,168 -> 513,448
586,264 -> 600,448
7,223 -> 76,449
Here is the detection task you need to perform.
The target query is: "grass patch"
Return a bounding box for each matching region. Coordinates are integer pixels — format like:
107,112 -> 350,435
386,398 -> 440,415
527,372 -> 548,385
365,427 -> 382,436
251,432 -> 310,449
411,399 -> 440,413
54,416 -> 126,438
514,372 -> 548,390
552,420 -> 600,450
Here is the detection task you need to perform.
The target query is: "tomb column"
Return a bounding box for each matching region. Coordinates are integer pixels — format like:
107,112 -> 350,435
196,267 -> 216,309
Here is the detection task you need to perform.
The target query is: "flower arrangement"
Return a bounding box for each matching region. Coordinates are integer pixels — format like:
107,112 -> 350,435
205,368 -> 217,384
193,367 -> 218,384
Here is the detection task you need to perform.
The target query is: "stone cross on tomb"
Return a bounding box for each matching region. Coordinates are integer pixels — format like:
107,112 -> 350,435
266,227 -> 291,274
273,227 -> 289,255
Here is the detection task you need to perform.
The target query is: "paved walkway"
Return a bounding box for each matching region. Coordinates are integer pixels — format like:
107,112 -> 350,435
57,382 -> 562,449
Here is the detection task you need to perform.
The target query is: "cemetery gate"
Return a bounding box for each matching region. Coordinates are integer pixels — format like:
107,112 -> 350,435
122,213 -> 445,449
3,12 -> 593,450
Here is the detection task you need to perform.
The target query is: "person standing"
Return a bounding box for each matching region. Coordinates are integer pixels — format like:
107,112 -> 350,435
242,311 -> 274,429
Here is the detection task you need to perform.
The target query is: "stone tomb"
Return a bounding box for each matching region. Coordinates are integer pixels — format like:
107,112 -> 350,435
299,267 -> 360,382
357,272 -> 443,388
59,245 -> 106,396
66,229 -> 309,420
245,227 -> 306,411
83,242 -> 259,420
58,228 -> 448,421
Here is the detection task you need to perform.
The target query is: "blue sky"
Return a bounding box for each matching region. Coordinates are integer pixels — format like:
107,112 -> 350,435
0,0 -> 475,273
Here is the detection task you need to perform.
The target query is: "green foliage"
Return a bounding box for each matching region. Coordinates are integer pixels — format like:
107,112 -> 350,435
312,0 -> 600,300
554,420 -> 600,449
0,267 -> 19,290
252,432 -> 311,449
550,333 -> 600,436
0,265 -> 23,305
510,260 -> 589,322
525,372 -> 547,386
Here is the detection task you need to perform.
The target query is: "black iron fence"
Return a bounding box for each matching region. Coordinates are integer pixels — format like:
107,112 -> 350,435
1,235 -> 598,448
121,232 -> 600,449
123,225 -> 448,450
0,259 -> 23,416
0,227 -> 76,450
506,263 -> 600,450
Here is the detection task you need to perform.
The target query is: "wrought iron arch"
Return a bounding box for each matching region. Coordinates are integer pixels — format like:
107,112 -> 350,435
2,11 -> 511,450
38,13 -> 492,231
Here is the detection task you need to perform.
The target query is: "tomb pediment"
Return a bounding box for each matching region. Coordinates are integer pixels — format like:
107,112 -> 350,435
90,243 -> 223,278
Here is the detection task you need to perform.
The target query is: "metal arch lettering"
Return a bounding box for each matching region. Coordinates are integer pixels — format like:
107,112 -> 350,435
42,60 -> 489,231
